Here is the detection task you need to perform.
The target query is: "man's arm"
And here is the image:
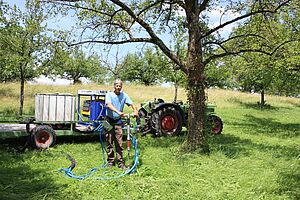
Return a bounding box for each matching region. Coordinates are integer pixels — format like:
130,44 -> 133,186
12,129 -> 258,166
106,103 -> 125,117
130,103 -> 138,117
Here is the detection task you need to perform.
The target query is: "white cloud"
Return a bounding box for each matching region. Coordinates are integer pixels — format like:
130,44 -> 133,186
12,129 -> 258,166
28,76 -> 72,85
28,76 -> 91,85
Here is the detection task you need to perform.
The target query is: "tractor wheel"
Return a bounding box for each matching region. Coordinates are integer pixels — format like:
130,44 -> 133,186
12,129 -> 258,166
208,115 -> 223,135
32,125 -> 56,149
151,106 -> 183,136
138,108 -> 151,135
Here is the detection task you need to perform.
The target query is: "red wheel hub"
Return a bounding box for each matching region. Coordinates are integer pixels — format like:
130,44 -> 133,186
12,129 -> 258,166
161,115 -> 176,131
212,121 -> 221,133
36,131 -> 50,145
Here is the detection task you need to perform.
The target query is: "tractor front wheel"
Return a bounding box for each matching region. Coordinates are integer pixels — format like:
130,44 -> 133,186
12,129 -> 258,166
32,125 -> 56,149
151,106 -> 183,136
208,115 -> 223,135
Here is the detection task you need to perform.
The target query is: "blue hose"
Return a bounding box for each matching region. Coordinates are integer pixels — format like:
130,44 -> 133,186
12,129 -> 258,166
59,134 -> 139,180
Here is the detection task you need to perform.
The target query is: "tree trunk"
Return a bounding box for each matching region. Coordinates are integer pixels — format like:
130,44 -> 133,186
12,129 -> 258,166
19,71 -> 25,116
187,78 -> 206,150
174,83 -> 178,102
73,77 -> 81,85
185,3 -> 206,151
260,89 -> 265,108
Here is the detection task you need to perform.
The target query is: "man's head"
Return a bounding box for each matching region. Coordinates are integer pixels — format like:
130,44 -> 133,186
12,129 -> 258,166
113,79 -> 123,95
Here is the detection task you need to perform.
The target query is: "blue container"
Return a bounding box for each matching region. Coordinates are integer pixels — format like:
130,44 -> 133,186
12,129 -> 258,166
90,100 -> 106,120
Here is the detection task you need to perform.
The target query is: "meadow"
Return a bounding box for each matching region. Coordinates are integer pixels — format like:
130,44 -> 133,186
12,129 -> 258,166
0,83 -> 299,200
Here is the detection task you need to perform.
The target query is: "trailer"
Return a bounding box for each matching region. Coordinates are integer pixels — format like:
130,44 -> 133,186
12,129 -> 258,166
0,90 -> 135,149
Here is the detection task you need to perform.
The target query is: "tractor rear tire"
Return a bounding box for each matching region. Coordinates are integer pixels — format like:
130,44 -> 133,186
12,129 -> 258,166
151,106 -> 183,136
138,108 -> 151,135
208,115 -> 223,135
32,125 -> 56,149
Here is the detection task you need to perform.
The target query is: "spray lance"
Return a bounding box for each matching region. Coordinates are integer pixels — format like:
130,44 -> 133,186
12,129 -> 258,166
135,116 -> 140,146
126,114 -> 131,168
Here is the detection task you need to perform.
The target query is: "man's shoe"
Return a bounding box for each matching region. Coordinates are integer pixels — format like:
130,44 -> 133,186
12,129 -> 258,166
119,164 -> 128,171
108,163 -> 115,168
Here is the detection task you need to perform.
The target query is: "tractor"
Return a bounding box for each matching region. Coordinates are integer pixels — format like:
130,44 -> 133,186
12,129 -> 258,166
138,98 -> 223,137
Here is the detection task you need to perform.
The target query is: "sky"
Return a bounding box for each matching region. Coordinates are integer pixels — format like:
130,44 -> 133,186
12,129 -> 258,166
5,0 -> 240,85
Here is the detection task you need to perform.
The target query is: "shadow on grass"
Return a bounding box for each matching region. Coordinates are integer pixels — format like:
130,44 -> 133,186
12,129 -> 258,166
0,148 -> 60,200
0,134 -> 104,150
56,134 -> 103,145
140,134 -> 186,149
0,137 -> 31,152
229,98 -> 280,110
209,133 -> 299,160
227,114 -> 300,138
208,134 -> 252,158
276,169 -> 300,200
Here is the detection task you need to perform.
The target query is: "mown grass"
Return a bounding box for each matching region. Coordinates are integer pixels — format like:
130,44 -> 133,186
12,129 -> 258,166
0,83 -> 299,200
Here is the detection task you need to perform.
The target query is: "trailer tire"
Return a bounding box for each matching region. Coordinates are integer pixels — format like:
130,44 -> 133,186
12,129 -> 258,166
151,106 -> 183,136
32,125 -> 56,149
208,115 -> 223,135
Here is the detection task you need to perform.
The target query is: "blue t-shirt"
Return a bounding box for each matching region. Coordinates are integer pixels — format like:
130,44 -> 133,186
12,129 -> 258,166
105,91 -> 133,120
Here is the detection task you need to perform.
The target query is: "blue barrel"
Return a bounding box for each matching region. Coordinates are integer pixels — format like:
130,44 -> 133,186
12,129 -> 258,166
89,100 -> 106,120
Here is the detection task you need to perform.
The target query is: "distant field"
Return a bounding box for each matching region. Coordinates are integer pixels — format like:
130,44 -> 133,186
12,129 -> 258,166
0,83 -> 299,199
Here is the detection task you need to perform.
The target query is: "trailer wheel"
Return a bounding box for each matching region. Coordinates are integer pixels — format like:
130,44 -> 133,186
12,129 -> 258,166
151,106 -> 183,136
32,125 -> 56,149
208,115 -> 223,135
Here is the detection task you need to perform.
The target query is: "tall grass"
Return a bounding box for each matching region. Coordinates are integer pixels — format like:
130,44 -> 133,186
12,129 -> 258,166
0,83 -> 299,200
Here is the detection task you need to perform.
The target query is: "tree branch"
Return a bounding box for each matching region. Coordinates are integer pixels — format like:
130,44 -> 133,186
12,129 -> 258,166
42,0 -> 115,17
202,0 -> 292,39
110,0 -> 186,73
202,33 -> 271,50
204,39 -> 298,65
62,38 -> 153,46
198,0 -> 210,13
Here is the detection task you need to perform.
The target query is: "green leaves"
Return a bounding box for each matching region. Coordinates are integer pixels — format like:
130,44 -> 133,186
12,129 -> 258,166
0,0 -> 49,82
45,45 -> 107,84
218,3 -> 300,97
119,47 -> 166,85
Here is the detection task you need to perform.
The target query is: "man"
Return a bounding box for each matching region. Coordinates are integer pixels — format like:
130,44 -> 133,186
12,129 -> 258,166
105,79 -> 138,169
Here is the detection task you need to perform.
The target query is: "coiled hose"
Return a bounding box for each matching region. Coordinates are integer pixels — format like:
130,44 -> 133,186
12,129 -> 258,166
59,132 -> 139,180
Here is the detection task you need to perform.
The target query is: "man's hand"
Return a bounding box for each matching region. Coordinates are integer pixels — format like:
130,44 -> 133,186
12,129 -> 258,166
118,111 -> 125,118
132,111 -> 138,118
107,103 -> 125,118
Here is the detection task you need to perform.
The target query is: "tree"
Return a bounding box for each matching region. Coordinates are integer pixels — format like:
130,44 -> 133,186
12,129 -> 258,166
229,53 -> 274,107
205,61 -> 232,89
222,4 -> 300,104
119,47 -> 165,85
271,41 -> 300,96
44,0 -> 296,151
0,0 -> 50,115
46,46 -> 106,84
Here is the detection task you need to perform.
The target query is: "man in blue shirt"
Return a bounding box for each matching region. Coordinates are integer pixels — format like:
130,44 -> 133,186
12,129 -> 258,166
105,79 -> 137,169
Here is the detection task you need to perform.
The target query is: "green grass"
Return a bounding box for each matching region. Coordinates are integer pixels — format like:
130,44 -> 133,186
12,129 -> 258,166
0,83 -> 299,199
